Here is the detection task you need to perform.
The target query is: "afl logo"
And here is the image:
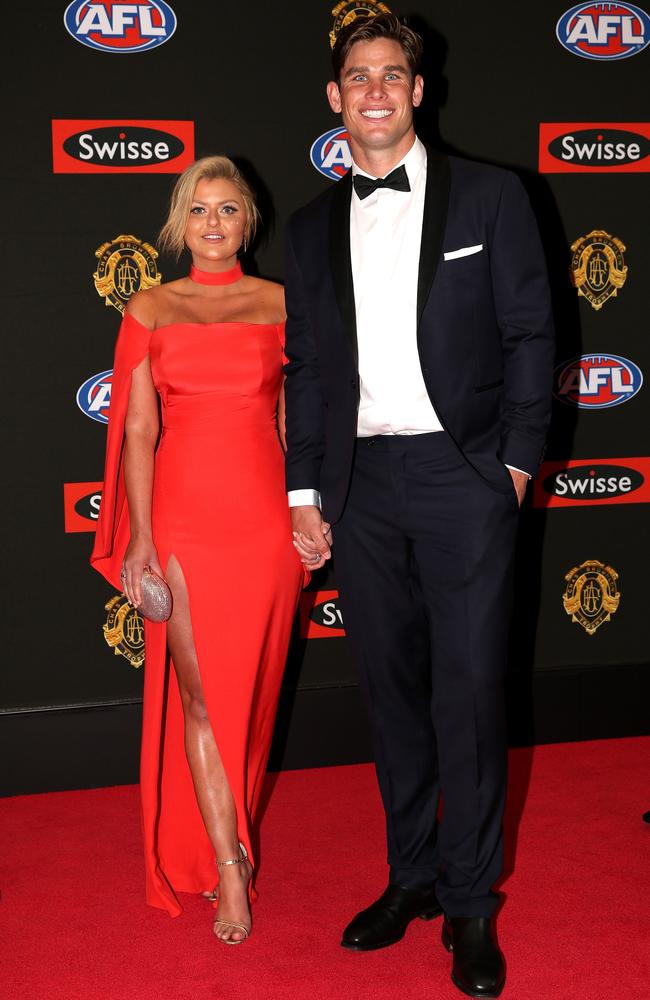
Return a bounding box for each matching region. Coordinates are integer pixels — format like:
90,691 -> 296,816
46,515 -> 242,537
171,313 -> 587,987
77,370 -> 113,424
63,1 -> 177,53
310,126 -> 352,180
554,354 -> 643,408
556,2 -> 650,60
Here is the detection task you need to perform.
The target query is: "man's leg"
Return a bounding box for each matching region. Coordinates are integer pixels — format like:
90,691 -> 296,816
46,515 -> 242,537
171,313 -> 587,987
334,437 -> 441,889
406,444 -> 517,919
402,433 -> 515,997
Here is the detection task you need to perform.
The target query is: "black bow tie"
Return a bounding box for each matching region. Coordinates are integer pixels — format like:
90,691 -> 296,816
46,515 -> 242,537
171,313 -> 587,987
353,164 -> 411,200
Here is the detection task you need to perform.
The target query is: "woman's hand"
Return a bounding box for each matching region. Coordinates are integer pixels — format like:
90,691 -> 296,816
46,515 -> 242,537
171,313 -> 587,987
121,536 -> 164,608
292,518 -> 333,569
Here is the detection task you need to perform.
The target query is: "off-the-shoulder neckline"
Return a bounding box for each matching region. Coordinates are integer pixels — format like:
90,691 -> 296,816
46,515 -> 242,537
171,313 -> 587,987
123,312 -> 283,334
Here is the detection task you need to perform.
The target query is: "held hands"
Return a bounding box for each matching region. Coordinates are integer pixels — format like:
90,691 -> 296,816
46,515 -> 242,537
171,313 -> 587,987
291,506 -> 333,569
508,468 -> 529,506
121,535 -> 164,608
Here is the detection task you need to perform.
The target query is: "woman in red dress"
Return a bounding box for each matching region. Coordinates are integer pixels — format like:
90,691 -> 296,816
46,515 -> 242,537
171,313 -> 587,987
91,156 -> 308,943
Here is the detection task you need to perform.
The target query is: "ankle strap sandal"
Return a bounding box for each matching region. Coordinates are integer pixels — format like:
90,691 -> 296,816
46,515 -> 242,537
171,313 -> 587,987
216,842 -> 249,869
203,841 -> 250,900
213,843 -> 251,945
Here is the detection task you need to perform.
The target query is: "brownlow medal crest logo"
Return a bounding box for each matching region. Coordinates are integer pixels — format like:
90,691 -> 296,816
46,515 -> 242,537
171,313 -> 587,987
562,560 -> 620,635
103,594 -> 145,668
93,234 -> 161,315
330,1 -> 391,48
569,230 -> 627,310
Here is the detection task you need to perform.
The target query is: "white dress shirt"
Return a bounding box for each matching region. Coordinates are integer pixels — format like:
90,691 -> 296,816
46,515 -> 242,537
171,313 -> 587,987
288,137 -> 526,509
351,137 -> 442,438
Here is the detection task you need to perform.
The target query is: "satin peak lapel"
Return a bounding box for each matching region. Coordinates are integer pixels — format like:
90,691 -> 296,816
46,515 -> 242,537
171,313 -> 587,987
328,170 -> 358,367
417,149 -> 451,327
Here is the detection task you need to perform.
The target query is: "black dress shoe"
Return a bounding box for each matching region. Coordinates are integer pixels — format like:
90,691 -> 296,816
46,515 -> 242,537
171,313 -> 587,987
442,917 -> 505,998
341,883 -> 442,951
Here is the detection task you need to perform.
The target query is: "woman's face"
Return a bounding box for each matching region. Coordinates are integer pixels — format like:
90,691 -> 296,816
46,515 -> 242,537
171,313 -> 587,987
184,177 -> 247,268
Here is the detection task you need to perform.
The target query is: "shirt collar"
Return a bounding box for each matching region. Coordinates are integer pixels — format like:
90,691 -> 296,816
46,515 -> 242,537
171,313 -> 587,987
351,135 -> 426,185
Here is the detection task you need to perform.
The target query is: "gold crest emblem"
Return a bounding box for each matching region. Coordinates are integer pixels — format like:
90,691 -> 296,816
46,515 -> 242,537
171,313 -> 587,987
103,594 -> 145,668
330,1 -> 391,48
93,234 -> 161,315
562,560 -> 620,636
569,230 -> 627,311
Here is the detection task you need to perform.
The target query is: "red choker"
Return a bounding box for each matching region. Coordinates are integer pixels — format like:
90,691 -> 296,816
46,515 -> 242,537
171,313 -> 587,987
189,262 -> 243,286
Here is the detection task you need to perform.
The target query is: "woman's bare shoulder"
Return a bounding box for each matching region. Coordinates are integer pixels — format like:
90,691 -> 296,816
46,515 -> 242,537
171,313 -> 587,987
125,279 -> 188,329
243,276 -> 286,320
245,275 -> 283,293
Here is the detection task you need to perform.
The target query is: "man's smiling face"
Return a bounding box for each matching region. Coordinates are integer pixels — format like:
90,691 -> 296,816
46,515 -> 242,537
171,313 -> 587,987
327,37 -> 423,161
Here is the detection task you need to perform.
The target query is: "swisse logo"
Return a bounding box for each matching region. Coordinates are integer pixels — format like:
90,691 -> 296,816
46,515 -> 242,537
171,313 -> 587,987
539,123 -> 650,173
299,590 -> 346,639
539,123 -> 650,172
64,0 -> 177,53
533,459 -> 650,508
556,2 -> 650,60
554,354 -> 643,408
64,482 -> 103,532
551,465 -> 639,497
52,120 -> 194,173
552,128 -> 645,164
311,598 -> 344,628
310,126 -> 351,180
77,370 -> 113,424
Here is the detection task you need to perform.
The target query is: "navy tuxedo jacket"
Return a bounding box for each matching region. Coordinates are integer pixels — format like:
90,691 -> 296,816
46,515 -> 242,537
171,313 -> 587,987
284,149 -> 555,524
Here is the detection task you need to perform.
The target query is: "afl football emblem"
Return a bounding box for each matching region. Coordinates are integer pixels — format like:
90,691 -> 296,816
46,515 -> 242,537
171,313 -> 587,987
330,1 -> 391,47
93,234 -> 161,314
562,560 -> 620,635
570,230 -> 627,310
103,594 -> 145,668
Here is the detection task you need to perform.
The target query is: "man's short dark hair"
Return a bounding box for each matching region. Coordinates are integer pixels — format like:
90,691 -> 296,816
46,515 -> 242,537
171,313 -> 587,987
331,12 -> 423,83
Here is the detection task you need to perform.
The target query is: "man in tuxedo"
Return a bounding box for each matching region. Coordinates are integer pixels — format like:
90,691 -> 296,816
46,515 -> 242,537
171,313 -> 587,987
284,14 -> 553,998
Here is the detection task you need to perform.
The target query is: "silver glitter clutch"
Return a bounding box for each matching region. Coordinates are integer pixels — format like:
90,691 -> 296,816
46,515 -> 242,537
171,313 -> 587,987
139,568 -> 173,623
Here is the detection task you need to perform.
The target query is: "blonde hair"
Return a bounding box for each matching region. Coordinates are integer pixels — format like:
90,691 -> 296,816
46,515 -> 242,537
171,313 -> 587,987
159,155 -> 260,260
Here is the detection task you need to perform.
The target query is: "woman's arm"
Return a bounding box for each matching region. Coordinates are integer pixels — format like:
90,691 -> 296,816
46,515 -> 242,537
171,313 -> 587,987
120,292 -> 164,607
121,355 -> 163,607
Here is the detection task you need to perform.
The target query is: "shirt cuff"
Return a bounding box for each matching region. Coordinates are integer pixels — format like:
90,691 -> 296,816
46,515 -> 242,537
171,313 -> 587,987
288,489 -> 322,508
505,464 -> 532,480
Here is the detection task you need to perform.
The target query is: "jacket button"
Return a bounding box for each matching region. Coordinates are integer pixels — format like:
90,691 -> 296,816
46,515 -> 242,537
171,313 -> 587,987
350,379 -> 357,388
422,367 -> 429,375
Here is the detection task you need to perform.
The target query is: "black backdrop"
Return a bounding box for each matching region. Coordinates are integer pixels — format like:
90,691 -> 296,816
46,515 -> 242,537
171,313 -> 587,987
2,1 -> 649,795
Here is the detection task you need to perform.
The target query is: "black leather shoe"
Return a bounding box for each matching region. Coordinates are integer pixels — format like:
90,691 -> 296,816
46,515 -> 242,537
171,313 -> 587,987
341,883 -> 442,951
442,917 -> 506,998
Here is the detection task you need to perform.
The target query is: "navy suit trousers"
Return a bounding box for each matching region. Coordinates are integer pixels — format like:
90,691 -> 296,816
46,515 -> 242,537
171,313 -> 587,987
332,432 -> 519,918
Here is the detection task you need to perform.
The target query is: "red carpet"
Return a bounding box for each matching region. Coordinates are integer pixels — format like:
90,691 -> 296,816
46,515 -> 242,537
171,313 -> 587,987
1,737 -> 648,1000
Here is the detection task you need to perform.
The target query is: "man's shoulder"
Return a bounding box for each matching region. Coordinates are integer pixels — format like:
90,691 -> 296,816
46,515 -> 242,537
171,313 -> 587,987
448,153 -> 519,189
447,153 -> 523,201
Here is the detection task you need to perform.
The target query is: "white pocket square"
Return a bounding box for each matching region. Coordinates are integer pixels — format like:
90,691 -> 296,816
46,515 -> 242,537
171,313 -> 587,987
443,244 -> 483,261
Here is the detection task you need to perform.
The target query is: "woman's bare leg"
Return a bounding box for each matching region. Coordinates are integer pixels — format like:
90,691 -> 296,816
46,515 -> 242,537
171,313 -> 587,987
165,555 -> 251,942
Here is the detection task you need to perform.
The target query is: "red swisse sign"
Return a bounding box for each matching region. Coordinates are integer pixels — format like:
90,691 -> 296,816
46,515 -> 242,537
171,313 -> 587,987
533,458 -> 650,508
52,120 -> 194,173
539,122 -> 650,173
64,482 -> 103,532
299,590 -> 346,639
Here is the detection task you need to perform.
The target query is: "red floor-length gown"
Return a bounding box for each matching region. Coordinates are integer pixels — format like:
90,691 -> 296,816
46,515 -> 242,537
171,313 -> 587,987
91,300 -> 305,916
